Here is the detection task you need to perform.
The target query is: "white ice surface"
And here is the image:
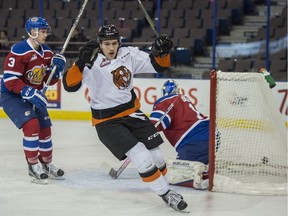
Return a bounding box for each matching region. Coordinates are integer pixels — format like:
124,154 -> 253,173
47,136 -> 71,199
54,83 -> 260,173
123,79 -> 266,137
0,118 -> 287,216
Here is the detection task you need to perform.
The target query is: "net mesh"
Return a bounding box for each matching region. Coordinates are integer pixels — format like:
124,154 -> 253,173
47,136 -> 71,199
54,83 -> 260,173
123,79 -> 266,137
212,72 -> 287,195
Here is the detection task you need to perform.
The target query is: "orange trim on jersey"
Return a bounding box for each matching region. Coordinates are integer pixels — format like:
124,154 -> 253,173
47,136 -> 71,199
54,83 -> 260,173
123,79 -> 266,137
66,64 -> 83,87
92,98 -> 141,126
142,169 -> 161,182
154,53 -> 171,67
160,166 -> 168,176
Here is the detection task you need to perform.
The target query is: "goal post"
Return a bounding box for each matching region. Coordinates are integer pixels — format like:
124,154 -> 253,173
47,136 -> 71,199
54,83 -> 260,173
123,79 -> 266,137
209,70 -> 287,195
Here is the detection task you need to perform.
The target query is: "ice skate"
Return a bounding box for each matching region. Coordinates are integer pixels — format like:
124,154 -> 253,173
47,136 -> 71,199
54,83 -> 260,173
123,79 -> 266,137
41,162 -> 65,180
28,162 -> 48,185
160,190 -> 189,213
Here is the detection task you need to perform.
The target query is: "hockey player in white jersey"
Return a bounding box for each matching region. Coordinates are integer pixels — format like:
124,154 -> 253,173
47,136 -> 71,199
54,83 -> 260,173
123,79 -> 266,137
62,25 -> 189,212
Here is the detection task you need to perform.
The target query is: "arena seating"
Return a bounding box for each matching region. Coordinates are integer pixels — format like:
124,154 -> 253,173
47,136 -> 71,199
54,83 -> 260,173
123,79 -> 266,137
0,0 -> 286,81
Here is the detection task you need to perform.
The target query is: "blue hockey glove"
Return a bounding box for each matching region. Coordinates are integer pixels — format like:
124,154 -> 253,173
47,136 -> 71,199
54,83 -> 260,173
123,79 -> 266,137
21,86 -> 48,109
51,54 -> 66,78
151,34 -> 173,57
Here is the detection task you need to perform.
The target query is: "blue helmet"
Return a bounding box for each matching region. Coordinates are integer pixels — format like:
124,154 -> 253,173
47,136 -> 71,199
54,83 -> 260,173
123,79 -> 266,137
162,79 -> 180,96
25,17 -> 51,34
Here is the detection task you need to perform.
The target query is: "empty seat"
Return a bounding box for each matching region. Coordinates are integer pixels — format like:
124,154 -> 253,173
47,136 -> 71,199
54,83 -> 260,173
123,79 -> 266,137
218,59 -> 235,72
170,9 -> 185,19
193,0 -> 210,9
234,59 -> 252,72
7,8 -> 25,18
177,0 -> 193,10
177,38 -> 194,48
161,0 -> 177,10
16,0 -> 33,9
270,60 -> 287,73
140,27 -> 158,40
172,48 -> 192,65
183,8 -> 201,19
270,60 -> 287,81
166,18 -> 185,28
84,28 -> 97,39
173,28 -> 190,39
109,1 -> 125,10
184,18 -> 202,28
251,59 -> 269,72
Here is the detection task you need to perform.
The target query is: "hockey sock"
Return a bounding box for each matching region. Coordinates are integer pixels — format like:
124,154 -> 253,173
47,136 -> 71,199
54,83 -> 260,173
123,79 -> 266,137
126,142 -> 170,195
38,127 -> 53,163
150,147 -> 169,183
22,118 -> 40,164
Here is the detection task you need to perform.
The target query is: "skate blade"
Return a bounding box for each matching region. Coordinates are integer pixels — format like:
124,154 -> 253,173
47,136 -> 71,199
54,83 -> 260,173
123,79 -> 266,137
180,208 -> 190,213
49,176 -> 65,180
31,178 -> 48,185
172,207 -> 190,213
169,205 -> 190,213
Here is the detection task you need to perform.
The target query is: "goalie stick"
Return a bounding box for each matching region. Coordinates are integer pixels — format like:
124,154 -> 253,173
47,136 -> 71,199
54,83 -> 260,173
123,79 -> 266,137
102,97 -> 179,179
43,0 -> 89,93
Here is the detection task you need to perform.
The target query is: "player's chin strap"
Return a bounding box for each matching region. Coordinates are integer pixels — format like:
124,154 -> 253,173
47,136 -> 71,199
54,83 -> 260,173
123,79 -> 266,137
28,29 -> 41,46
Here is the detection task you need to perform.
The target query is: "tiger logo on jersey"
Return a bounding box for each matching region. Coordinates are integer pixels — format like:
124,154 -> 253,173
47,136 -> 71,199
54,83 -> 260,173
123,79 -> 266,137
111,66 -> 131,90
26,64 -> 47,85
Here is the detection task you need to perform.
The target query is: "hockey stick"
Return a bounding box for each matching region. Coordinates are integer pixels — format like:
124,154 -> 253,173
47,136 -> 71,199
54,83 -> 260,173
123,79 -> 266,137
136,0 -> 159,37
43,0 -> 89,93
102,97 -> 179,179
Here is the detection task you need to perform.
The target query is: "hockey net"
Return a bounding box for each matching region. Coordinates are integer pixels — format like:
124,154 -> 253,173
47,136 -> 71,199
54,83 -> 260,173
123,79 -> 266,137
209,70 -> 287,195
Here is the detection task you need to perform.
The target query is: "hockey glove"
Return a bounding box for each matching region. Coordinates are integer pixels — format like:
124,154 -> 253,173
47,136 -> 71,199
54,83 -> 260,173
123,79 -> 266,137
21,86 -> 48,109
151,34 -> 173,57
75,40 -> 100,71
51,54 -> 66,79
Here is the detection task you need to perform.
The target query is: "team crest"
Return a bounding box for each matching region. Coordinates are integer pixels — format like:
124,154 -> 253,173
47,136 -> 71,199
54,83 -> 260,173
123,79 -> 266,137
111,66 -> 131,90
30,54 -> 37,62
100,58 -> 111,67
26,64 -> 47,85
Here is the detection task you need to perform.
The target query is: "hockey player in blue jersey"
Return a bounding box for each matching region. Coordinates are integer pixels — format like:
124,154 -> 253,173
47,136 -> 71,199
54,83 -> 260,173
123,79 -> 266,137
0,17 -> 66,184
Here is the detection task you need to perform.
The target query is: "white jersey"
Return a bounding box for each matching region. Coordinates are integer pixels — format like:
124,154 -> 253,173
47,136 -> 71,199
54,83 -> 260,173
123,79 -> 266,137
63,45 -> 170,125
82,46 -> 157,110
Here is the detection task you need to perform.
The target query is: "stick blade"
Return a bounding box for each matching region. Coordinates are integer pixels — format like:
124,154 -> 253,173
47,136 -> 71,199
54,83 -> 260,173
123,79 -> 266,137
101,162 -> 118,179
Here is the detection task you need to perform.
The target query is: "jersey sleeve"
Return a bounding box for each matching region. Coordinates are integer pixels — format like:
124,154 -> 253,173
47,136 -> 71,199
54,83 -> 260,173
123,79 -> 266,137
128,46 -> 170,75
149,53 -> 171,72
150,102 -> 173,131
2,53 -> 28,94
62,63 -> 83,92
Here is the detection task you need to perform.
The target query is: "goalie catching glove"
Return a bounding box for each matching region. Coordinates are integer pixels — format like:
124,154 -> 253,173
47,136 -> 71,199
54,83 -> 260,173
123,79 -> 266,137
75,40 -> 100,71
151,34 -> 173,57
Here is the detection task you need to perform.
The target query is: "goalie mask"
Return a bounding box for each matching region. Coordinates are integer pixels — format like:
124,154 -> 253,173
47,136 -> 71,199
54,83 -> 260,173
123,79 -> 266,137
162,79 -> 180,96
97,24 -> 120,43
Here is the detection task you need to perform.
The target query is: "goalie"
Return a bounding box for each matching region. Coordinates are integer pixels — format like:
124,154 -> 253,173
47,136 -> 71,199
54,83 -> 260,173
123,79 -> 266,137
150,79 -> 210,189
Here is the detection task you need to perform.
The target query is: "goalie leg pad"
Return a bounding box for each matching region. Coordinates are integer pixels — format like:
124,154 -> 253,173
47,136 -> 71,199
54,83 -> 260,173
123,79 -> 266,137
166,158 -> 209,190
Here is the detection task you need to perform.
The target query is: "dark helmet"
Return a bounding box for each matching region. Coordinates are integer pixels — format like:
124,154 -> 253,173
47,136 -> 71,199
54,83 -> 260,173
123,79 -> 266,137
25,17 -> 51,34
97,24 -> 120,43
